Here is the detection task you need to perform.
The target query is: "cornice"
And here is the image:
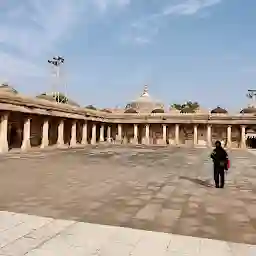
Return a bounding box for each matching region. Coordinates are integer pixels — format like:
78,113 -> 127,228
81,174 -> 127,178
0,92 -> 256,124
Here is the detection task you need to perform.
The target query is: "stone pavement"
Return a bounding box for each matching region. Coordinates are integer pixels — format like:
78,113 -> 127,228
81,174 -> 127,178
0,146 -> 255,246
0,211 -> 255,256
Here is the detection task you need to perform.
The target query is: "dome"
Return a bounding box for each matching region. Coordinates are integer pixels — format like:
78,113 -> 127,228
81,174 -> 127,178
0,83 -> 18,94
125,85 -> 165,113
240,107 -> 256,114
211,106 -> 228,114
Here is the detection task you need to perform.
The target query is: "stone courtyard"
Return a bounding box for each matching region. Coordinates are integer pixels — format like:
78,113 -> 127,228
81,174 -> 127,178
0,145 -> 255,248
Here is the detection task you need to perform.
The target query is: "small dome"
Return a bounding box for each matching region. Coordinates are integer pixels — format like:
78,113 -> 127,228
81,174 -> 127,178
211,106 -> 228,114
125,85 -> 165,113
240,107 -> 256,114
0,83 -> 18,94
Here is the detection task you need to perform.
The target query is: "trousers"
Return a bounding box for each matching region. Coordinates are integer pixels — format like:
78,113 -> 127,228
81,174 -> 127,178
214,166 -> 225,188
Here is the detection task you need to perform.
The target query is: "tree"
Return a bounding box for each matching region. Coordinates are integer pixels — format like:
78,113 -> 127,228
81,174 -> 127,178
171,101 -> 199,113
37,92 -> 68,103
36,92 -> 80,106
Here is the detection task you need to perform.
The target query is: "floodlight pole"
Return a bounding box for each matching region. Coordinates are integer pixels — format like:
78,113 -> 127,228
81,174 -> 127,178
48,56 -> 65,103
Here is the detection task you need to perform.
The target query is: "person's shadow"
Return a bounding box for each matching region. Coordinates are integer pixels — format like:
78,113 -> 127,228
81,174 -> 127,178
179,176 -> 213,188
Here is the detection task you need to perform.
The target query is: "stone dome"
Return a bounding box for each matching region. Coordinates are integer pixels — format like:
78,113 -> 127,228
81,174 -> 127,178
240,107 -> 256,114
211,106 -> 228,114
0,83 -> 18,94
125,85 -> 165,113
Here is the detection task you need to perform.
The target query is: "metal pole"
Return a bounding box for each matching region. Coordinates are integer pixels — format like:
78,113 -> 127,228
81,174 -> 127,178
48,56 -> 65,104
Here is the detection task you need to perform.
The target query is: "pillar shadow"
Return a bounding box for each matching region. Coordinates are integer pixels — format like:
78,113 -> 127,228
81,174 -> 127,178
179,176 -> 213,188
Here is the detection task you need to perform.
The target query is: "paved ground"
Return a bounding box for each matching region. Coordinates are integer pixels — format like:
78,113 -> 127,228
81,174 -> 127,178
0,145 -> 255,246
0,211 -> 255,256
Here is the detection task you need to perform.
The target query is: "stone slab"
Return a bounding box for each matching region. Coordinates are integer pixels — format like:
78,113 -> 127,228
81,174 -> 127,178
0,211 -> 254,255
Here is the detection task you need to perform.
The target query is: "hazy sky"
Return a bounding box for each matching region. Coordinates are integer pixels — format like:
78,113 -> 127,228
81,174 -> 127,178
0,0 -> 255,111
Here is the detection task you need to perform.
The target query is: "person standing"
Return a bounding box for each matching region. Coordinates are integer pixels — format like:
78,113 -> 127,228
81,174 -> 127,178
210,140 -> 229,188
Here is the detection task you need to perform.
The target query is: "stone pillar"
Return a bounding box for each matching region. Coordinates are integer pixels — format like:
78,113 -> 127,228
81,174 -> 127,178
240,125 -> 246,149
81,122 -> 88,145
0,113 -> 8,153
100,124 -> 105,142
162,124 -> 167,144
91,123 -> 97,145
57,120 -> 64,147
116,124 -> 122,143
70,121 -> 77,147
175,124 -> 179,145
21,117 -> 31,151
145,124 -> 150,144
193,124 -> 198,146
107,125 -> 111,143
227,125 -> 232,148
133,124 -> 138,144
207,125 -> 212,147
40,119 -> 49,149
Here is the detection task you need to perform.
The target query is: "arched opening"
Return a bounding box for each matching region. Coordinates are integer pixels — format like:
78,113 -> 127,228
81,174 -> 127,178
246,137 -> 256,148
49,118 -> 58,146
8,112 -> 24,150
64,119 -> 72,145
124,109 -> 138,114
246,129 -> 256,148
151,109 -> 164,114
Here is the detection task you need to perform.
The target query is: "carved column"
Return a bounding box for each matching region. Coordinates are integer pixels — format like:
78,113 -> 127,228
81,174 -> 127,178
91,123 -> 97,145
100,124 -> 105,142
145,124 -> 150,145
21,117 -> 31,151
107,125 -> 111,143
40,119 -> 49,149
193,124 -> 198,146
116,124 -> 122,143
162,124 -> 167,144
57,120 -> 64,147
70,121 -> 77,147
133,124 -> 138,144
175,124 -> 179,145
0,113 -> 8,153
227,125 -> 232,148
207,125 -> 212,147
240,125 -> 246,149
81,122 -> 88,145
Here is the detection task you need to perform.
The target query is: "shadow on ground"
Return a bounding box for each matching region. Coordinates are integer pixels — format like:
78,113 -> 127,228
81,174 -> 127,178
179,176 -> 213,188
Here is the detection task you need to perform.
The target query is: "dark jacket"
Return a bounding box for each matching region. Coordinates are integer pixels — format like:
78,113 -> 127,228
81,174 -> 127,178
210,147 -> 228,169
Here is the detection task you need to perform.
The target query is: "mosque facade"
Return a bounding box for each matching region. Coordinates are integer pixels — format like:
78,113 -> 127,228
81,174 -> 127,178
0,84 -> 256,153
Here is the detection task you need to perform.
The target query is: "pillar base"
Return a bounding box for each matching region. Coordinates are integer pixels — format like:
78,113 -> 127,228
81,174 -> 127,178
142,137 -> 149,145
0,145 -> 8,153
240,143 -> 246,149
91,140 -> 97,145
81,141 -> 88,146
70,143 -> 78,148
40,144 -> 49,149
131,138 -> 138,145
21,142 -> 31,152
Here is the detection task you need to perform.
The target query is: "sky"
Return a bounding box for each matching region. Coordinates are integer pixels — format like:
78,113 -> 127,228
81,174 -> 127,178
0,0 -> 255,112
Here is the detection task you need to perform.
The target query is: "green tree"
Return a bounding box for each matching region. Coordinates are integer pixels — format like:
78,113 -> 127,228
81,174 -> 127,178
171,101 -> 199,113
36,92 -> 79,106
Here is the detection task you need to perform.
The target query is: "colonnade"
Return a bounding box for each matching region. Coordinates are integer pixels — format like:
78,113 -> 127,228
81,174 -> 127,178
0,111 -> 249,153
123,123 -> 246,148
